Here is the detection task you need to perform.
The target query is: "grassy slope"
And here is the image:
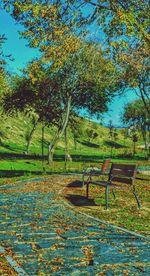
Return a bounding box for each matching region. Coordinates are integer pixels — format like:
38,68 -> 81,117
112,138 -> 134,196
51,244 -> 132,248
0,112 -> 144,155
0,112 -> 149,178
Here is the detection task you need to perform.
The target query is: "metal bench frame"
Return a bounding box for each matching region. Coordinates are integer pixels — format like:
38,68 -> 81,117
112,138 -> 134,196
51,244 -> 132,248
82,159 -> 111,187
86,163 -> 141,210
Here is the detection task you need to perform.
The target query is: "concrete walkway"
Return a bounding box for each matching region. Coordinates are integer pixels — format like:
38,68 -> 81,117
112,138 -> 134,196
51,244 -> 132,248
0,177 -> 150,275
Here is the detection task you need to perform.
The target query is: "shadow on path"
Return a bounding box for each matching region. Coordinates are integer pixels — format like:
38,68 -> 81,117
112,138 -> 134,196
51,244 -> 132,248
65,194 -> 97,206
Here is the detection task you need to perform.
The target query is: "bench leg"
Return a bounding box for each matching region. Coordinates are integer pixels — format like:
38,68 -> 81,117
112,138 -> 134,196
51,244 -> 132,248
82,174 -> 91,187
133,188 -> 141,209
105,185 -> 109,210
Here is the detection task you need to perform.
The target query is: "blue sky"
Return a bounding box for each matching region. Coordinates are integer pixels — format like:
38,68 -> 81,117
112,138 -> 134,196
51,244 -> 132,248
0,9 -> 40,73
0,9 -> 137,127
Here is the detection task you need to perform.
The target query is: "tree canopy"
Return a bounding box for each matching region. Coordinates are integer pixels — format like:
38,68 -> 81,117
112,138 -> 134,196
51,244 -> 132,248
2,65 -> 63,126
3,38 -> 119,119
2,37 -> 120,161
122,98 -> 150,153
1,0 -> 149,124
2,1 -> 149,101
123,99 -> 150,127
2,1 -> 149,46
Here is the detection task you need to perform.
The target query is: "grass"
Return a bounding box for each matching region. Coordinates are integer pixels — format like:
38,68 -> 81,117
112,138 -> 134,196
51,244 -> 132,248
0,156 -> 149,181
0,111 -> 149,159
0,112 -> 149,179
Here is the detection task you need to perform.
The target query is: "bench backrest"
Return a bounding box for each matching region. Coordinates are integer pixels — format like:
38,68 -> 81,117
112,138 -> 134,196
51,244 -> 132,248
101,159 -> 111,174
109,163 -> 137,185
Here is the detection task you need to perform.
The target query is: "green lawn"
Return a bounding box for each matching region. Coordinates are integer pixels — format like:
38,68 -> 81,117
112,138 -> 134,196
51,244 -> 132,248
0,154 -> 149,181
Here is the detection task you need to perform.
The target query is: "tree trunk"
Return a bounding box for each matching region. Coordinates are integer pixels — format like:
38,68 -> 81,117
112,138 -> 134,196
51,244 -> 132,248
139,83 -> 150,116
25,120 -> 38,154
42,121 -> 45,167
64,127 -> 68,171
133,141 -> 136,156
74,136 -> 77,150
140,123 -> 147,152
48,96 -> 72,164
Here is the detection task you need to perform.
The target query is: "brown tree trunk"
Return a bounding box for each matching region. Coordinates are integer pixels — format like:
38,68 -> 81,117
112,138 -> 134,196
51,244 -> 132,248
25,120 -> 38,154
139,82 -> 150,116
64,127 -> 68,171
48,96 -> 71,164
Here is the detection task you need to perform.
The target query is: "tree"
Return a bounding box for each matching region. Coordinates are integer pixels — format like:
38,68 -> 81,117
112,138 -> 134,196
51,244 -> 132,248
108,120 -> 118,157
122,99 -> 150,158
24,110 -> 39,155
132,133 -> 138,156
86,129 -> 98,143
120,128 -> 129,147
46,40 -> 119,162
23,40 -> 120,163
113,43 -> 150,115
2,63 -> 63,156
3,39 -> 119,162
67,115 -> 83,151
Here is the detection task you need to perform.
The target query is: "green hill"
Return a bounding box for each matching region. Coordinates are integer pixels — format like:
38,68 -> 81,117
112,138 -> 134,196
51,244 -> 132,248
0,112 -> 133,156
0,112 -> 149,179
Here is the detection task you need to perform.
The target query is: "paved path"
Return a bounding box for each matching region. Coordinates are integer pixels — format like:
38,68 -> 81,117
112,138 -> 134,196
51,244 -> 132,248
0,177 -> 150,275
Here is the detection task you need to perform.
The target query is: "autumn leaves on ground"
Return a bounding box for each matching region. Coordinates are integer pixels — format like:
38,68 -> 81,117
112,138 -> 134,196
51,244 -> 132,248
0,174 -> 150,275
1,174 -> 150,237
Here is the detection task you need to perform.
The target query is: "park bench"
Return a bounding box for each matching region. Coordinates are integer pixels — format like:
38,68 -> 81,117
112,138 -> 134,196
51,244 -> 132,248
82,159 -> 111,187
86,163 -> 141,210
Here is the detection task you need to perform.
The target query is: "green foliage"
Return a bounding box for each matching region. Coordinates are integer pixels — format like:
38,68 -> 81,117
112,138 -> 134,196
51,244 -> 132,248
86,128 -> 98,142
2,1 -> 149,112
123,99 -> 150,127
0,34 -> 11,66
3,39 -> 119,125
132,133 -> 138,143
2,65 -> 63,126
123,99 -> 150,157
2,1 -> 149,46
